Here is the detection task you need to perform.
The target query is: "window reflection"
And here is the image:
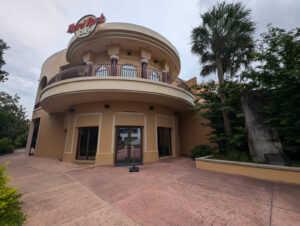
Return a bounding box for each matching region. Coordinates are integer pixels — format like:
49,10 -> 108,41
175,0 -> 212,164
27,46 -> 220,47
121,65 -> 137,78
150,71 -> 160,81
95,65 -> 108,77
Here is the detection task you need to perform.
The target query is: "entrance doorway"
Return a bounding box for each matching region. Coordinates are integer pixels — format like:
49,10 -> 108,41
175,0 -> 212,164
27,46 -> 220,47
157,127 -> 172,157
76,127 -> 98,160
115,127 -> 143,166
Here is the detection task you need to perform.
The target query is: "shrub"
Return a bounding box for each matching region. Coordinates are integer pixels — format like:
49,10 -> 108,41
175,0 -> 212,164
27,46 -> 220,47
213,150 -> 252,162
14,132 -> 28,148
190,145 -> 215,159
0,162 -> 26,225
0,138 -> 14,155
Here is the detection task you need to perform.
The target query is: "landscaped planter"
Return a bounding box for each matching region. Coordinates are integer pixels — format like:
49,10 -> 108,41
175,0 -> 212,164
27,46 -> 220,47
195,155 -> 300,184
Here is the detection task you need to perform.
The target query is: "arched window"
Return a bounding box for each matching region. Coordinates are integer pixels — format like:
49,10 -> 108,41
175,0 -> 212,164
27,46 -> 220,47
150,71 -> 160,82
95,65 -> 108,77
40,76 -> 47,90
121,65 -> 136,78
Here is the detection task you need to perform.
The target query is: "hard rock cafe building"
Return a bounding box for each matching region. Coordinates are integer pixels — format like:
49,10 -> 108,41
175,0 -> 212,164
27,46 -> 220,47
25,14 -> 211,165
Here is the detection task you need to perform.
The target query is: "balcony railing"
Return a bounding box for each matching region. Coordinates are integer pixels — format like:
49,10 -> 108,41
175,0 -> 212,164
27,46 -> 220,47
34,101 -> 40,109
47,64 -> 189,90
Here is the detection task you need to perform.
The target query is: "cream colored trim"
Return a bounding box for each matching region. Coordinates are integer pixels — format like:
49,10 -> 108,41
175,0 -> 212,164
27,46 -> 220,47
69,113 -> 102,154
33,107 -> 42,112
111,114 -> 116,153
144,114 -> 147,152
40,77 -> 195,113
69,115 -> 77,154
110,55 -> 119,60
141,59 -> 148,64
155,114 -> 175,154
67,23 -> 181,74
97,113 -> 102,154
111,112 -> 147,153
63,116 -> 70,153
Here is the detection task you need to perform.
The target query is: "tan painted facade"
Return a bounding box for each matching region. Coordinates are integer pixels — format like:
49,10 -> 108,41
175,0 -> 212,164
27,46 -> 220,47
26,21 -> 211,165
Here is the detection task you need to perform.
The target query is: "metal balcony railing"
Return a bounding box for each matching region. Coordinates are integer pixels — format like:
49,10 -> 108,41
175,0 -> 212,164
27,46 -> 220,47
47,64 -> 189,90
34,101 -> 40,109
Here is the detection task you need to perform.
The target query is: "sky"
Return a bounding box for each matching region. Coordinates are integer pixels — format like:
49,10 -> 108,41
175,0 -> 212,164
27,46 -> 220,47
0,0 -> 299,118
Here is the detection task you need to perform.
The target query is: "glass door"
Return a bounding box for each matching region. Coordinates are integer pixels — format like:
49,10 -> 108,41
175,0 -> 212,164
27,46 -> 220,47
115,127 -> 143,166
76,127 -> 98,160
157,127 -> 172,157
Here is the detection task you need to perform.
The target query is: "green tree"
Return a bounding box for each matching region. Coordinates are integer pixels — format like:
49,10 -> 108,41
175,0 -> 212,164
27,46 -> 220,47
193,81 -> 250,161
0,39 -> 29,149
191,1 -> 255,135
0,92 -> 29,144
0,39 -> 9,82
242,26 -> 300,160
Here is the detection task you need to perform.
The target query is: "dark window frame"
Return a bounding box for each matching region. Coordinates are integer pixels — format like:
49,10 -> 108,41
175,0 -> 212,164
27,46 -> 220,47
157,127 -> 172,157
76,126 -> 99,160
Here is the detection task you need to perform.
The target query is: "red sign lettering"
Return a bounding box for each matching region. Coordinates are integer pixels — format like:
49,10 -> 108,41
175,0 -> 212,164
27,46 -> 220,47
67,13 -> 106,34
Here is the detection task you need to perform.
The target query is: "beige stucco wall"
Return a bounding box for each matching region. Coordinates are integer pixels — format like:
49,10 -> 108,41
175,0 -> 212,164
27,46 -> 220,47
40,77 -> 195,113
40,49 -> 68,81
67,22 -> 181,75
28,21 -> 214,165
27,108 -> 66,159
30,101 -> 181,165
92,50 -> 162,72
68,22 -> 179,59
179,111 -> 215,156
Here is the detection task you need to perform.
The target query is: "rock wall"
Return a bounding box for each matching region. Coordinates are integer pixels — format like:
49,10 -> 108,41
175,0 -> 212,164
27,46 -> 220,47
241,91 -> 282,162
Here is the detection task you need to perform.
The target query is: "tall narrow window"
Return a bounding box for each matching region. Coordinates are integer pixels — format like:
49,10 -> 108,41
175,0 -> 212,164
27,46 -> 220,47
29,118 -> 40,155
157,127 -> 172,157
95,65 -> 108,77
76,127 -> 99,160
121,65 -> 136,78
150,71 -> 160,82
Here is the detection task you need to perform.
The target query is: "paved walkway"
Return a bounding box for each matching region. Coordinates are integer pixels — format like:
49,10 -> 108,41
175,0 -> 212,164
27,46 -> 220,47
1,150 -> 300,226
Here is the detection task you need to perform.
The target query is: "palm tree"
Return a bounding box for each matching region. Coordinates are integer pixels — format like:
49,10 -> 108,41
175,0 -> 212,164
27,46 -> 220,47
191,1 -> 255,135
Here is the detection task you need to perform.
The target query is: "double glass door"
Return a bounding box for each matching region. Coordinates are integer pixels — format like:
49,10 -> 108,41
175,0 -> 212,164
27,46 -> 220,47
76,127 -> 99,160
115,127 -> 143,166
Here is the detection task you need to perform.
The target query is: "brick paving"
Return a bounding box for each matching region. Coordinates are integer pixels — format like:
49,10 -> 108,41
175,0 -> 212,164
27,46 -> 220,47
1,149 -> 300,225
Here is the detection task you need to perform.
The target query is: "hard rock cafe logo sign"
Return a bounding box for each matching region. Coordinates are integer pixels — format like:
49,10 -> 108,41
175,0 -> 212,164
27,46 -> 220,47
67,14 -> 106,38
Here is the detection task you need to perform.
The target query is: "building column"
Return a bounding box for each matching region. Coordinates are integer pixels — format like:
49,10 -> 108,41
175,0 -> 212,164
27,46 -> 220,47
86,61 -> 93,77
141,59 -> 148,79
162,70 -> 168,83
110,55 -> 119,76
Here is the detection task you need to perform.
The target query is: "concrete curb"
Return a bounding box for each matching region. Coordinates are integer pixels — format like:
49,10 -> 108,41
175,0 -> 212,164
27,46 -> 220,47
196,155 -> 300,172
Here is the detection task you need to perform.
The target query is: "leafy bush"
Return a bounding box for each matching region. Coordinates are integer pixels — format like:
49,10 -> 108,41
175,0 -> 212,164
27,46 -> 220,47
242,26 -> 300,160
190,145 -> 215,159
0,138 -> 14,155
14,132 -> 28,148
213,150 -> 252,162
193,81 -> 250,155
0,162 -> 26,225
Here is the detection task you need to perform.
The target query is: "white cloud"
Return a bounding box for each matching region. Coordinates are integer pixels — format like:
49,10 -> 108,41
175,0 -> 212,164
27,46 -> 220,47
0,0 -> 299,118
